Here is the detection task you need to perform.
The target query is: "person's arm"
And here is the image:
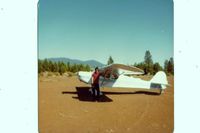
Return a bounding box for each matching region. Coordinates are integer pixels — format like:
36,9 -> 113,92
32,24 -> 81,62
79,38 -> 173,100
91,74 -> 94,86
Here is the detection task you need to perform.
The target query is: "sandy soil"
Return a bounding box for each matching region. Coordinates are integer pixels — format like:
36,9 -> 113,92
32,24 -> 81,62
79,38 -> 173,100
39,75 -> 174,133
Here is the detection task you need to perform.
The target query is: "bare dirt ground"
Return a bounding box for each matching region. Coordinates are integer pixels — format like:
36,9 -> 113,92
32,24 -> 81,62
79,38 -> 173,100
39,75 -> 174,133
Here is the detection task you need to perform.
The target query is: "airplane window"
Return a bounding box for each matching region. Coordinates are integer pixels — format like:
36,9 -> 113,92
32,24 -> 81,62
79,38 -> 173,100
111,69 -> 119,79
102,68 -> 119,79
103,69 -> 111,79
105,73 -> 111,78
111,73 -> 118,79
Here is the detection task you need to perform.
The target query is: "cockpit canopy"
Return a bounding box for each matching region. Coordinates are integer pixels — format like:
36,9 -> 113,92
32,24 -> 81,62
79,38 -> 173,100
100,67 -> 119,79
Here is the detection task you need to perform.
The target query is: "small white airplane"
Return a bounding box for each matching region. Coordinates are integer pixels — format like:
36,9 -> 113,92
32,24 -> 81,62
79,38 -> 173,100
78,64 -> 169,95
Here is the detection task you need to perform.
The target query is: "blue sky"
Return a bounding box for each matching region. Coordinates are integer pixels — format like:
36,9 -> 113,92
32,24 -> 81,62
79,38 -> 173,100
38,0 -> 173,65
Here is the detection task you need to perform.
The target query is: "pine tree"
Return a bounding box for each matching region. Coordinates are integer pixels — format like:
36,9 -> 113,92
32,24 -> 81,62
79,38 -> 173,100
66,62 -> 70,71
144,50 -> 153,74
167,57 -> 174,75
58,61 -> 66,75
48,60 -> 54,72
38,59 -> 44,73
164,59 -> 168,74
107,56 -> 114,65
153,62 -> 162,74
170,57 -> 174,74
53,62 -> 59,72
43,59 -> 49,71
85,64 -> 91,71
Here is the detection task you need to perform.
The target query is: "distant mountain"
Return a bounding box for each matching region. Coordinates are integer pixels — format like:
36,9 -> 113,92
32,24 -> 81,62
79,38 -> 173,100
46,57 -> 105,68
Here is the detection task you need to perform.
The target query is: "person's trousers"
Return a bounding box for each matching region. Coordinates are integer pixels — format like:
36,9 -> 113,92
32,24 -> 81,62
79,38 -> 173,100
92,84 -> 100,98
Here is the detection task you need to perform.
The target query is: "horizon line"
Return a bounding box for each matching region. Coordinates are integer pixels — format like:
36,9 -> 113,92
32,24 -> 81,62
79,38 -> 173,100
38,56 -> 173,66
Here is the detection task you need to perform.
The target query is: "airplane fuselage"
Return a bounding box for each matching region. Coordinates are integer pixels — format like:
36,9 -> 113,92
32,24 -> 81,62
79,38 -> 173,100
78,71 -> 167,90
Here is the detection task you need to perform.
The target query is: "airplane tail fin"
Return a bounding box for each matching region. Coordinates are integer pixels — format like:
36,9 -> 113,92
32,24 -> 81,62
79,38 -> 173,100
150,71 -> 169,89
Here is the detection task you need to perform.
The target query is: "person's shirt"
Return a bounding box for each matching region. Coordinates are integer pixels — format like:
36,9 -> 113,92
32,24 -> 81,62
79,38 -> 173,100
92,71 -> 100,85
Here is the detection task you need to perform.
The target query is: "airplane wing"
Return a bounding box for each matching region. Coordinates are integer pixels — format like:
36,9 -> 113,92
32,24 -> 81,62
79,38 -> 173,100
99,63 -> 144,77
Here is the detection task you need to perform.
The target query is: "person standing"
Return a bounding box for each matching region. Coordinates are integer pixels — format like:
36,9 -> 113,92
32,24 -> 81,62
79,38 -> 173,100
91,67 -> 101,100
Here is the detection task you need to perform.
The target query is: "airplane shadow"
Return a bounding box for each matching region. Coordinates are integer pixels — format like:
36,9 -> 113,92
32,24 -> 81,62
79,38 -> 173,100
62,87 -> 160,102
102,90 -> 161,95
73,87 -> 160,96
62,87 -> 113,102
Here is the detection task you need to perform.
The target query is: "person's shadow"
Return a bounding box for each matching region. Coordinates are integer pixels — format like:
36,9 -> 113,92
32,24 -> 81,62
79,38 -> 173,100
62,87 -> 113,102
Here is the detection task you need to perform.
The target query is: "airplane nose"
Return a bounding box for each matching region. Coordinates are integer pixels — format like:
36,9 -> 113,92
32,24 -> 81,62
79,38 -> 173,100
78,72 -> 81,77
77,72 -> 80,77
77,72 -> 82,79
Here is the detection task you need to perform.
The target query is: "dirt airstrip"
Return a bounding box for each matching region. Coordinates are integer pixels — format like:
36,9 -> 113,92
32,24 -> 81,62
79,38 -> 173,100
39,75 -> 174,133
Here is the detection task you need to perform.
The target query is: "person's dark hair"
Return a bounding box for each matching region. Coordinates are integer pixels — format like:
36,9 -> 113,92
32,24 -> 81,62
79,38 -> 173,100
95,67 -> 99,71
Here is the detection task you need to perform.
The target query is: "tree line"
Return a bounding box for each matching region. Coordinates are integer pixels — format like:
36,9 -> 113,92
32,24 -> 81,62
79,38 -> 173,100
39,50 -> 174,76
107,51 -> 174,75
38,59 -> 91,75
134,50 -> 174,75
